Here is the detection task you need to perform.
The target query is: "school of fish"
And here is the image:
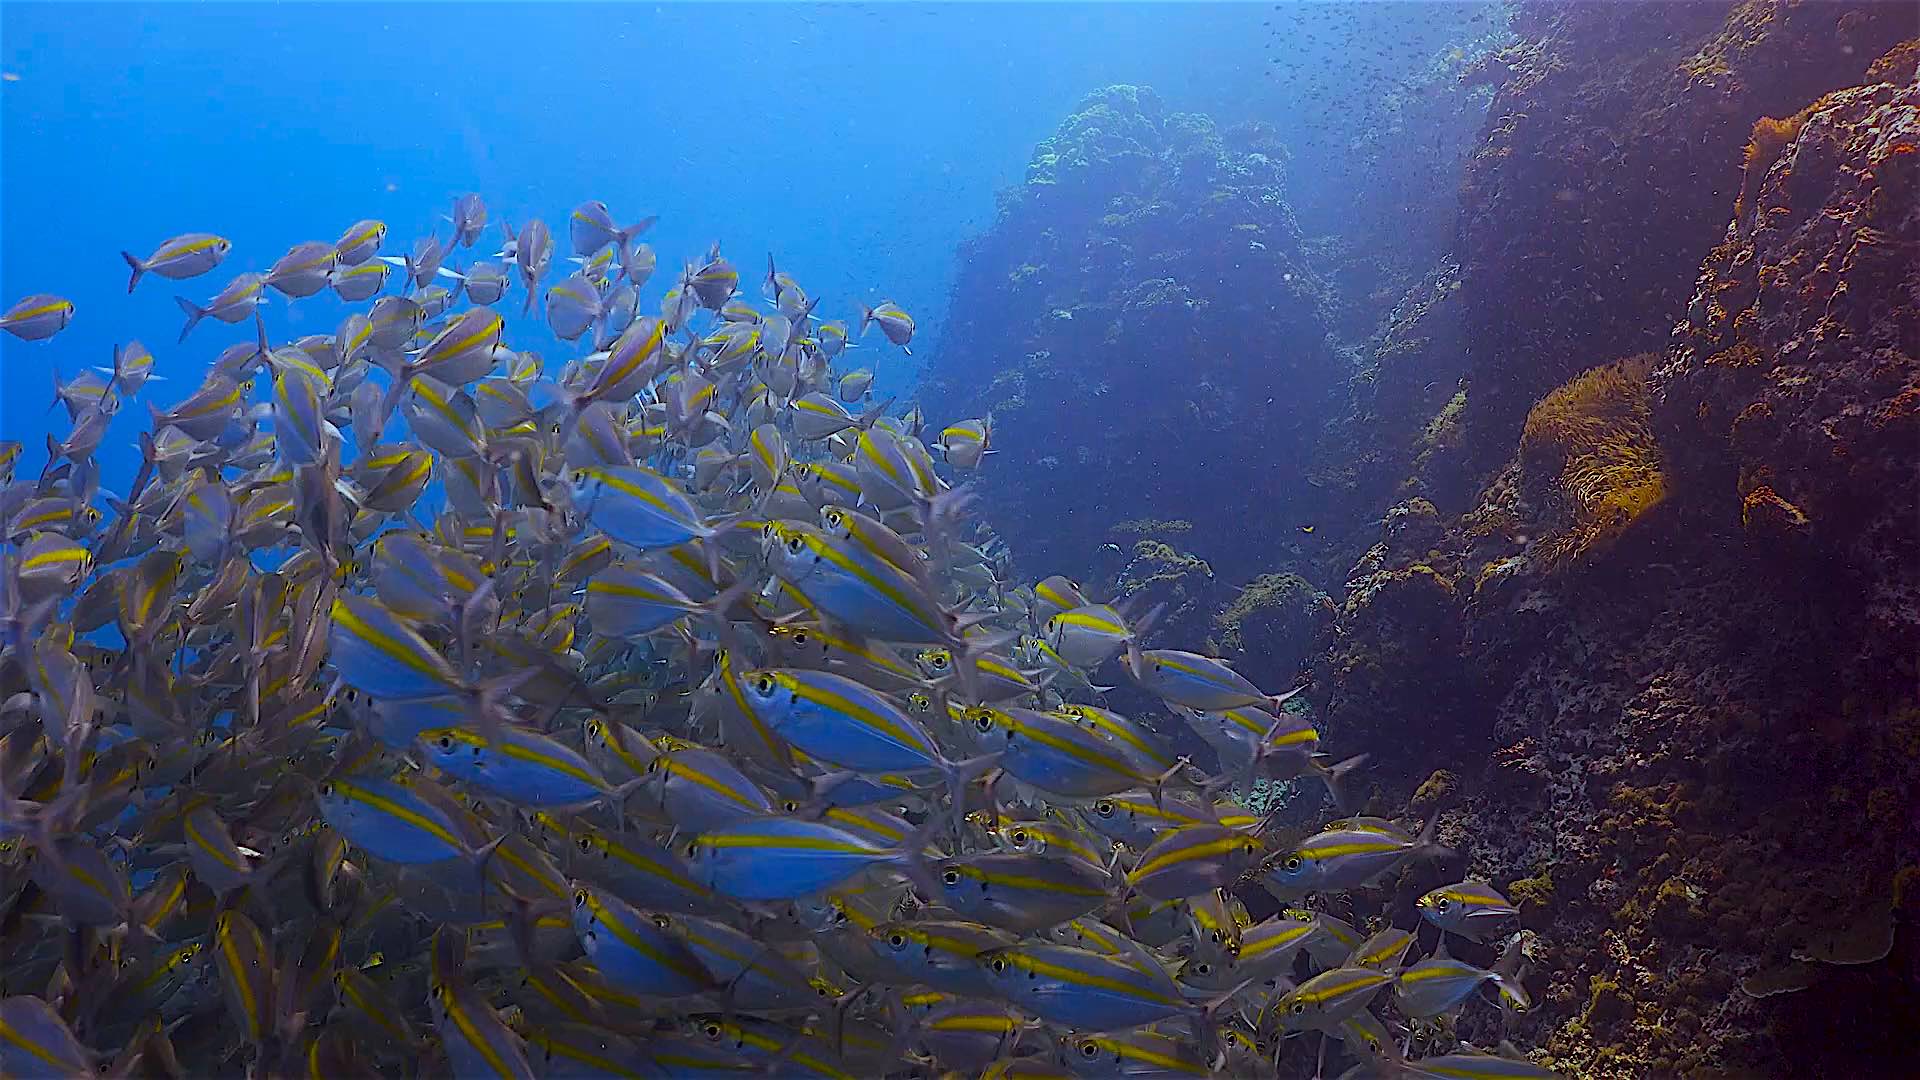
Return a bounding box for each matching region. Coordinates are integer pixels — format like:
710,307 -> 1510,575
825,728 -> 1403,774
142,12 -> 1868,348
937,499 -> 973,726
0,194 -> 1560,1079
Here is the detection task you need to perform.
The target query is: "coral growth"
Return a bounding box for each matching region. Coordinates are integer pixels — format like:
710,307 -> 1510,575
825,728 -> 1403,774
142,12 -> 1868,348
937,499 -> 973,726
1447,0 -> 1912,484
1733,112 -> 1808,222
1315,51 -> 1918,1076
917,85 -> 1342,582
1518,355 -> 1666,568
1208,573 -> 1331,691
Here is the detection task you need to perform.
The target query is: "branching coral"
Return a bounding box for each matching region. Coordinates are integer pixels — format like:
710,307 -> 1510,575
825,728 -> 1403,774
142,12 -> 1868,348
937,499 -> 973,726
1521,355 -> 1667,569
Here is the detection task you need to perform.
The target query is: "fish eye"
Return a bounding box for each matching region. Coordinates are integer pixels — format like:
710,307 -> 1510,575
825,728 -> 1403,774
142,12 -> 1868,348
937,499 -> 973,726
754,676 -> 775,694
973,714 -> 993,732
1243,839 -> 1258,855
1195,962 -> 1212,976
1094,801 -> 1114,817
576,836 -> 594,852
932,654 -> 949,669
887,933 -> 905,948
941,868 -> 961,886
573,889 -> 589,906
651,914 -> 671,928
646,759 -> 660,773
1210,930 -> 1223,943
783,800 -> 800,812
1283,856 -> 1303,873
990,957 -> 1007,973
318,782 -> 333,796
793,631 -> 810,646
437,735 -> 453,750
702,1022 -> 722,1040
786,537 -> 803,554
685,840 -> 700,858
1009,829 -> 1028,845
1079,1042 -> 1099,1058
1435,896 -> 1451,911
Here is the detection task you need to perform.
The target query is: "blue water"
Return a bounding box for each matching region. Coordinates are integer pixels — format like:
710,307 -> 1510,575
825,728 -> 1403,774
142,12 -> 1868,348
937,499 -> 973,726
0,1 -> 1419,492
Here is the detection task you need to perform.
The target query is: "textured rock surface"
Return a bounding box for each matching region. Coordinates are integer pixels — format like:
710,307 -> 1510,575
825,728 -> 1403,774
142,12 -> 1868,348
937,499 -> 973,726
1444,0 -> 1915,489
920,13 -> 1915,1074
918,86 -> 1345,583
1320,32 -> 1919,1076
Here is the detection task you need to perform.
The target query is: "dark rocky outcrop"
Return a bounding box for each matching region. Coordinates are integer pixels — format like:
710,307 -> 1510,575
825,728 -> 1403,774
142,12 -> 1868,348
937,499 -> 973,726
921,6 -> 1915,1074
918,86 -> 1347,585
1439,0 -> 1914,497
1320,15 -> 1918,1073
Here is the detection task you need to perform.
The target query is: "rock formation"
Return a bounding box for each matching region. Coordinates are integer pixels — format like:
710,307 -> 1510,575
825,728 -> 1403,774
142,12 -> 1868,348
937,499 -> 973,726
917,85 -> 1346,585
922,4 -> 1915,1073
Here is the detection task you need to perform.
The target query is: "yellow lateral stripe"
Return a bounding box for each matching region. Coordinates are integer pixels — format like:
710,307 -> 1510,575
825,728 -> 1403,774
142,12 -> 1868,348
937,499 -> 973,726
665,755 -> 763,811
334,780 -> 463,851
1133,835 -> 1246,881
697,833 -> 875,855
218,918 -> 262,1038
1003,951 -> 1179,1007
443,991 -> 516,1078
791,676 -> 927,757
959,864 -> 1106,898
332,600 -> 449,682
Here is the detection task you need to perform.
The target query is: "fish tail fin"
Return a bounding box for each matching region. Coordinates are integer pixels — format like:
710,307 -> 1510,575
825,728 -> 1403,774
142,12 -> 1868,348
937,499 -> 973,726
852,395 -> 894,432
173,296 -> 205,344
121,251 -> 146,294
856,303 -> 874,338
375,374 -> 410,437
462,832 -> 511,896
948,625 -> 1020,705
621,215 -> 658,243
1122,602 -> 1167,683
1413,809 -> 1457,866
1268,682 -> 1308,711
104,344 -> 126,399
937,752 -> 1001,851
874,992 -> 920,1072
1489,932 -> 1534,1013
1190,976 -> 1259,1057
1316,753 -> 1368,813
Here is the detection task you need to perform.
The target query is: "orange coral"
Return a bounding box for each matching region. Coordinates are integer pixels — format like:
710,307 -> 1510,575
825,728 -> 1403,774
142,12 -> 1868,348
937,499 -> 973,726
1734,113 -> 1807,224
1521,355 -> 1667,568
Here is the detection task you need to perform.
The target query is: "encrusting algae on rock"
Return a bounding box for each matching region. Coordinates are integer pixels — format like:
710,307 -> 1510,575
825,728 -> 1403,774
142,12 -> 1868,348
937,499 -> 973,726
1519,354 -> 1666,569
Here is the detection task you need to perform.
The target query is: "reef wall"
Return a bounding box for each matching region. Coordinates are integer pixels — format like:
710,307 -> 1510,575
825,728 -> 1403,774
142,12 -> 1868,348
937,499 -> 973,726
917,85 -> 1349,589
1433,0 -> 1916,503
923,3 -> 1916,1076
1320,6 -> 1919,1074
